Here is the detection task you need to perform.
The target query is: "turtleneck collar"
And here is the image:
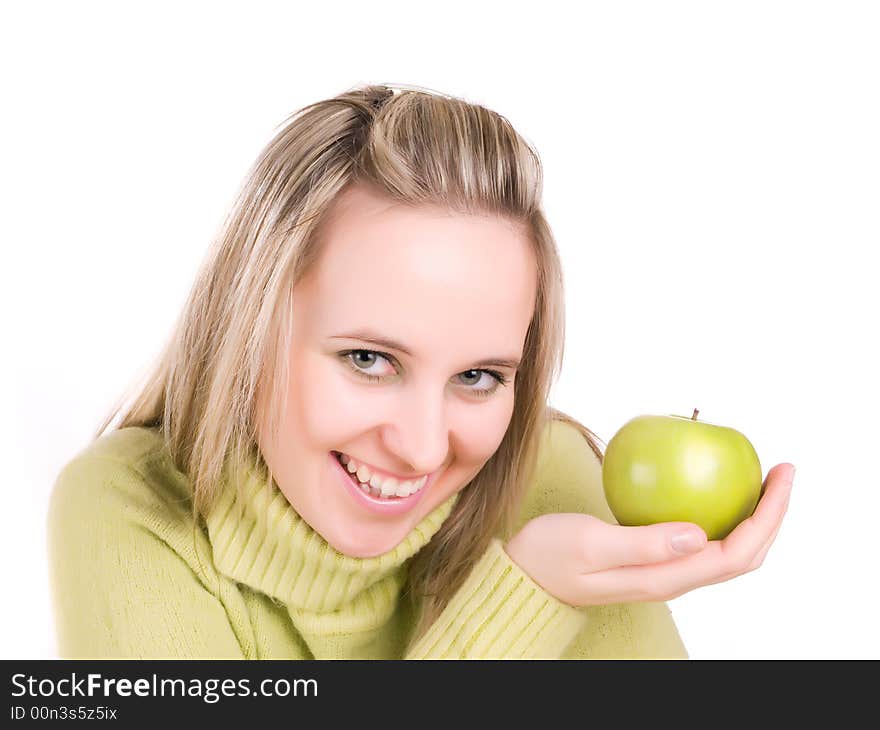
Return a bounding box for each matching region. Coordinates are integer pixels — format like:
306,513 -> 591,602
204,448 -> 459,614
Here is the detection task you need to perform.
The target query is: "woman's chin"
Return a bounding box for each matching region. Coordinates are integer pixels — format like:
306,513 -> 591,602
324,526 -> 408,560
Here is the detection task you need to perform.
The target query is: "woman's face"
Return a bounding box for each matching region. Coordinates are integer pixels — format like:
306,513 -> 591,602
258,183 -> 538,558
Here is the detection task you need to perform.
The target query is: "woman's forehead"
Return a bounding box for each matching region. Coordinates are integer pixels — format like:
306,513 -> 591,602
293,189 -> 538,355
315,187 -> 532,281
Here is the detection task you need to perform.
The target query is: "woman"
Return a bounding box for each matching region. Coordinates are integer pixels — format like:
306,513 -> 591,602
47,84 -> 793,659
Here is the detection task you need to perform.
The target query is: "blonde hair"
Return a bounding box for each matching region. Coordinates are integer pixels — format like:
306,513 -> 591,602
94,83 -> 605,650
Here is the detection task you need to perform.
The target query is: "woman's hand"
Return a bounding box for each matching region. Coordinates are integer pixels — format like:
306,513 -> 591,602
503,463 -> 795,608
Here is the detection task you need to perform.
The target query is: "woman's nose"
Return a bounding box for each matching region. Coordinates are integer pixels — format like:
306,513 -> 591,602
382,389 -> 450,475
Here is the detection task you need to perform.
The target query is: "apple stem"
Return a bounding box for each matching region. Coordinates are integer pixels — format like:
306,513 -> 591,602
692,408 -> 699,421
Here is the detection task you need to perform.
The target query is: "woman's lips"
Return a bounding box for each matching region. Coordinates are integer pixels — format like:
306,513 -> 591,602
333,450 -> 428,484
329,451 -> 432,516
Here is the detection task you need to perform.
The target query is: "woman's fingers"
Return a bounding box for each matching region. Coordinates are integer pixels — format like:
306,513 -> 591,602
576,544 -> 725,603
716,463 -> 794,577
576,462 -> 795,604
580,517 -> 708,571
747,470 -> 793,571
746,513 -> 783,573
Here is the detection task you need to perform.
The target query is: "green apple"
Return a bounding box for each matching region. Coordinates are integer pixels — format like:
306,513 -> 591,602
602,409 -> 763,540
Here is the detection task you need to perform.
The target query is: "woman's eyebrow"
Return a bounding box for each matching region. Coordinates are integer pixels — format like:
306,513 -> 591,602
330,331 -> 521,370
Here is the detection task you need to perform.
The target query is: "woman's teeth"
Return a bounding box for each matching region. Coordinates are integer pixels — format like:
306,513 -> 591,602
335,452 -> 428,499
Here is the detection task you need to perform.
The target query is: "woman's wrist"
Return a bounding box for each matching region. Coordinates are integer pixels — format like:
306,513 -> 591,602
503,529 -> 531,575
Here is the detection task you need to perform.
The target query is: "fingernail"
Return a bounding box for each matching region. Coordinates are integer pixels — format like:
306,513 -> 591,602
789,465 -> 796,485
671,533 -> 705,554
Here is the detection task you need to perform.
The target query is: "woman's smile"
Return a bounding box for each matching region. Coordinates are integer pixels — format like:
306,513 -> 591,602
329,450 -> 435,517
334,450 -> 429,485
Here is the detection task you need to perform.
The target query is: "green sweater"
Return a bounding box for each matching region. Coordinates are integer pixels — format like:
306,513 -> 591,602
47,420 -> 688,659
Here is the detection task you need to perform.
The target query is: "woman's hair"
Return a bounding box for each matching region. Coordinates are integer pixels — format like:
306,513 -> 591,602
94,83 -> 605,649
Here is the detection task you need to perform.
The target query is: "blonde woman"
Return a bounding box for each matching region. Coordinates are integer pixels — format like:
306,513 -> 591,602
47,84 -> 794,659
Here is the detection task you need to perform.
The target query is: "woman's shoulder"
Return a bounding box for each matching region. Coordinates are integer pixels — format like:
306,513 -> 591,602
512,417 -> 615,534
76,425 -> 167,464
49,426 -> 194,528
47,428 -> 231,658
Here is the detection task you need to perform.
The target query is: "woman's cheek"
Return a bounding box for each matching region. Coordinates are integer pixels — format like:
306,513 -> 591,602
448,390 -> 516,459
298,359 -> 385,440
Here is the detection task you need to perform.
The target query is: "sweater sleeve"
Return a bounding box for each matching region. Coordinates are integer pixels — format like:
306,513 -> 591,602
403,537 -> 589,658
404,419 -> 688,659
47,454 -> 247,659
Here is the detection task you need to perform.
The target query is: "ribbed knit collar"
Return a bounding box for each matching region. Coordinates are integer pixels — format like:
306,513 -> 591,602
203,449 -> 459,614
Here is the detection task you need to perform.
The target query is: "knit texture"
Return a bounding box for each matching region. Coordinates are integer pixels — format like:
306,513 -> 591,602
47,420 -> 688,659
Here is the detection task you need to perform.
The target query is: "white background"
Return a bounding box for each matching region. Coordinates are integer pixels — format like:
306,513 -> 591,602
2,1 -> 878,659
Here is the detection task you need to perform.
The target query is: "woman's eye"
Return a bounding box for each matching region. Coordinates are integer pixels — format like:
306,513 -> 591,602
340,349 -> 508,397
347,349 -> 394,376
458,369 -> 488,387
